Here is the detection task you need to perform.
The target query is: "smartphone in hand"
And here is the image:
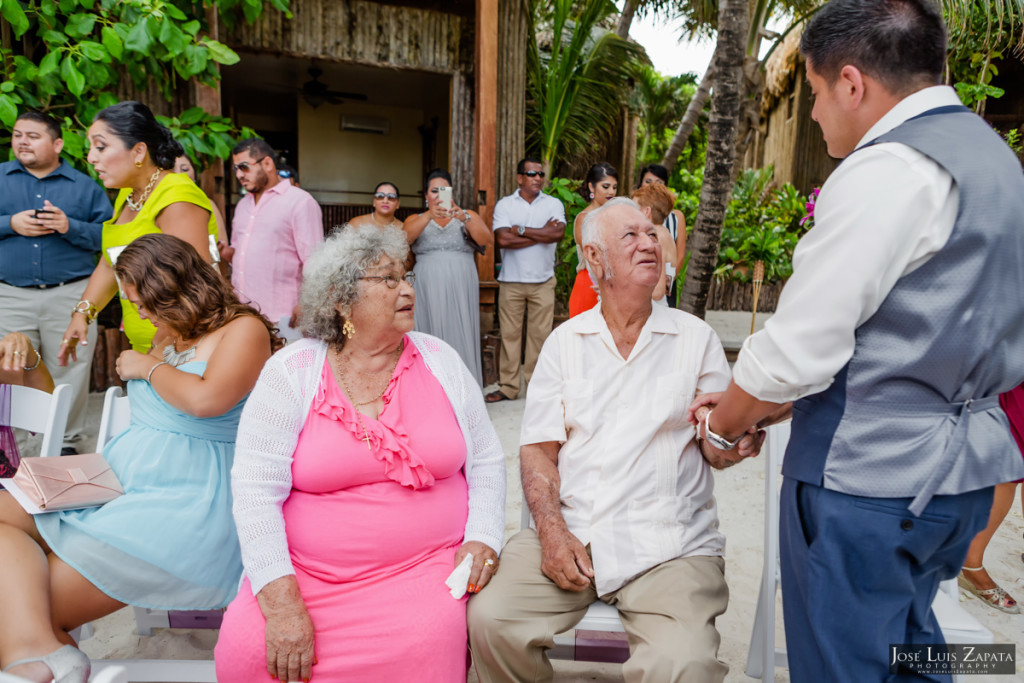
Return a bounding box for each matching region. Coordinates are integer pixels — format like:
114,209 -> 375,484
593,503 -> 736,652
437,186 -> 453,212
34,209 -> 53,219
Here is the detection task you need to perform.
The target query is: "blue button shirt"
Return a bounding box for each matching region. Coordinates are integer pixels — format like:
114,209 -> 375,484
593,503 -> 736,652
0,159 -> 112,286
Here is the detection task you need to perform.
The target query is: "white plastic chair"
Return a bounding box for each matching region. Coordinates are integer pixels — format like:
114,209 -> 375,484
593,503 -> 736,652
84,386 -> 218,682
520,494 -> 629,663
745,422 -> 993,682
6,383 -> 72,458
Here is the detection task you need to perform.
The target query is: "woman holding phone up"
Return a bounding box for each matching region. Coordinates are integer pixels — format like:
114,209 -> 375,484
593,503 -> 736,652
402,169 -> 490,384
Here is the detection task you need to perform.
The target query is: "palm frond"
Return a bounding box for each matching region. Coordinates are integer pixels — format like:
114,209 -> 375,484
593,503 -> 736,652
942,0 -> 1024,51
527,0 -> 648,171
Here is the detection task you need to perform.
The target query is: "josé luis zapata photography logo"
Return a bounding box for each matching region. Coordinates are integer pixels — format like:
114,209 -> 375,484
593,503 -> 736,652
889,644 -> 1015,675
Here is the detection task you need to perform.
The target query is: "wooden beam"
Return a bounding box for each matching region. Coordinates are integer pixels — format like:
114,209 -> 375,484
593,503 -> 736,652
197,5 -> 227,221
475,0 -> 498,290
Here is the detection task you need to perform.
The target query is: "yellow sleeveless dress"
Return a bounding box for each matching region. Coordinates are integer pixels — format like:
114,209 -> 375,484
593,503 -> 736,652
101,173 -> 217,351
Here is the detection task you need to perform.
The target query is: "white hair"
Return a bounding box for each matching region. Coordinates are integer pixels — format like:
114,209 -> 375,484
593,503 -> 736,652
298,224 -> 410,345
579,197 -> 641,281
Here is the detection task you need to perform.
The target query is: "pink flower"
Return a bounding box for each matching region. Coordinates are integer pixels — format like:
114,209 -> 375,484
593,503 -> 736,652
800,187 -> 820,227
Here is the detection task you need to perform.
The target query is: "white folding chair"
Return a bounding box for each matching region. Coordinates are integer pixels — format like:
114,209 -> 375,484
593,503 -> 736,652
83,387 -> 218,682
745,422 -> 993,682
6,383 -> 72,458
520,494 -> 629,663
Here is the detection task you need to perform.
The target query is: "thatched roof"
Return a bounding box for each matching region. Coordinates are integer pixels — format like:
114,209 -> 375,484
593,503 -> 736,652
761,23 -> 804,115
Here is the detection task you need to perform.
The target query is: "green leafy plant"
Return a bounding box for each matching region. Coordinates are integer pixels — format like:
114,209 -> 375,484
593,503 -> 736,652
0,0 -> 288,172
527,0 -> 647,176
544,177 -> 588,311
715,167 -> 808,284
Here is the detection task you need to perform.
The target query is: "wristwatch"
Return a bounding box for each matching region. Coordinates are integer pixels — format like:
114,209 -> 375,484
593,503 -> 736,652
702,410 -> 743,451
516,225 -> 526,237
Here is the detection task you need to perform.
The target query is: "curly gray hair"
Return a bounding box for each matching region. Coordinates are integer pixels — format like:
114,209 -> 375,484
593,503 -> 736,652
298,225 -> 410,345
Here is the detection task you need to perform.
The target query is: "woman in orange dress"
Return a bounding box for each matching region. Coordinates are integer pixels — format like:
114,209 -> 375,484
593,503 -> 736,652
568,163 -> 618,317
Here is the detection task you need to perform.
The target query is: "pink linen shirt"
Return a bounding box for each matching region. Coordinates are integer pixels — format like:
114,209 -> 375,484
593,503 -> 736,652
230,181 -> 324,321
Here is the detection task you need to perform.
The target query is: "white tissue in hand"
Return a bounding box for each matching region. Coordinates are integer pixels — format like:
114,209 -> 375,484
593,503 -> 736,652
445,553 -> 473,599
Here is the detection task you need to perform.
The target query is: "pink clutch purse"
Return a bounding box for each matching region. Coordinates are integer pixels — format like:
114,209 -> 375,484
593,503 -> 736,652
13,453 -> 124,511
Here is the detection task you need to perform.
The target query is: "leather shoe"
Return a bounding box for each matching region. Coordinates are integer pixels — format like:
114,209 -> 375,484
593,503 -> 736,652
60,446 -> 78,456
485,391 -> 511,403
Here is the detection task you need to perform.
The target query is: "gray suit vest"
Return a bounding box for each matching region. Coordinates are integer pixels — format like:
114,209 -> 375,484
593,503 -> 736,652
784,104 -> 1024,514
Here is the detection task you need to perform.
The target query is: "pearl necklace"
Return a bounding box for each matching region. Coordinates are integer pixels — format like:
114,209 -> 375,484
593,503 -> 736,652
126,170 -> 162,212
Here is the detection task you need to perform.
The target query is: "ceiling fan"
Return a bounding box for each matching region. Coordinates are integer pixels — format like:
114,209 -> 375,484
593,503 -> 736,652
300,67 -> 368,108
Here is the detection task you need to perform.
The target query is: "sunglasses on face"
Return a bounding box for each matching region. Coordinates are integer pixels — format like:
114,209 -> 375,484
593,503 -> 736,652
232,156 -> 267,173
521,170 -> 545,178
360,272 -> 416,288
374,192 -> 399,200
428,186 -> 452,194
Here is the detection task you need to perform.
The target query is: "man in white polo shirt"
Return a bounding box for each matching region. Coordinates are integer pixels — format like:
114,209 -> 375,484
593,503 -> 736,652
486,158 -> 566,403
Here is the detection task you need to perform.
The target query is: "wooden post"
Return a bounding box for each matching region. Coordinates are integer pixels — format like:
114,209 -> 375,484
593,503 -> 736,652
195,6 -> 227,224
475,0 -> 498,294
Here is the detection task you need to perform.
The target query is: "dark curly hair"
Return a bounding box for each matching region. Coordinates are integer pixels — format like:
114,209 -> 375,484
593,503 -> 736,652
114,234 -> 283,352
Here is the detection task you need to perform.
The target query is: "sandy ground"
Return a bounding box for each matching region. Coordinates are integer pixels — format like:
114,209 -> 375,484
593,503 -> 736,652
30,312 -> 1023,681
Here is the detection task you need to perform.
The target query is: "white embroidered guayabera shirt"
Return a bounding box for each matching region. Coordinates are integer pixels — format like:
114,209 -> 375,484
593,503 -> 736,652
521,303 -> 729,596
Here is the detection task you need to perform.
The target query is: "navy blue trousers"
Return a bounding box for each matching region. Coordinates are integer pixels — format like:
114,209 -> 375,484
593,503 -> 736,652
779,478 -> 993,682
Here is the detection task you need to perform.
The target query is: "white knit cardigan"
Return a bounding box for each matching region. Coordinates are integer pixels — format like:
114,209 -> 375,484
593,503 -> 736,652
231,333 -> 507,595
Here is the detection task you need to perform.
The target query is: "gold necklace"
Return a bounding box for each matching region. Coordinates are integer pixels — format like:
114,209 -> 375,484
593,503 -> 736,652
126,170 -> 162,212
334,343 -> 403,450
371,213 -> 397,229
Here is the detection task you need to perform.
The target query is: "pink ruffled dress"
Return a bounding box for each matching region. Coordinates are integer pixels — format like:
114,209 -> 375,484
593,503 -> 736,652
216,343 -> 469,682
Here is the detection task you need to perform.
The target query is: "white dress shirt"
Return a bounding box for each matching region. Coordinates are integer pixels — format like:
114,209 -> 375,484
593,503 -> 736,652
733,86 -> 961,402
491,189 -> 567,283
521,304 -> 729,595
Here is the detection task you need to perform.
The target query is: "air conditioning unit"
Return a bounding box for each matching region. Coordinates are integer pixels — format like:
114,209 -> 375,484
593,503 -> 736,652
340,115 -> 390,135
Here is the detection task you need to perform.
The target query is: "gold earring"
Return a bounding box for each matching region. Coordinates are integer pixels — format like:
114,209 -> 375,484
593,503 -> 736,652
135,160 -> 143,168
342,319 -> 355,339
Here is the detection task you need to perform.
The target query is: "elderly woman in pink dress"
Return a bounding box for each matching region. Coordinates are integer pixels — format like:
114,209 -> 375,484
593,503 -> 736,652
214,225 -> 506,682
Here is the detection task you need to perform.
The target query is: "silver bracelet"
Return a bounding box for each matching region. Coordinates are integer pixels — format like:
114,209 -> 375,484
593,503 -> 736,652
146,361 -> 168,383
23,347 -> 42,371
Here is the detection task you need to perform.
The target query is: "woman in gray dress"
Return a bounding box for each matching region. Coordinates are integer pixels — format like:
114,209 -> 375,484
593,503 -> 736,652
402,169 -> 490,385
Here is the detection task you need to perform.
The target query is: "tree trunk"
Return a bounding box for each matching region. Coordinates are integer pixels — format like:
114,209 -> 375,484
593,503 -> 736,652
616,0 -> 638,38
661,64 -> 715,173
678,0 -> 748,319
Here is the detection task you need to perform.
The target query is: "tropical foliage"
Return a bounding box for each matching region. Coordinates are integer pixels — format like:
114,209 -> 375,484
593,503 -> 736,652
716,167 -> 807,284
630,65 -> 697,170
0,0 -> 289,172
543,176 -> 589,311
526,0 -> 647,176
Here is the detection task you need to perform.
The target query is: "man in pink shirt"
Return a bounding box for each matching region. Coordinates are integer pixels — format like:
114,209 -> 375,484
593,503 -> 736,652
228,139 -> 324,325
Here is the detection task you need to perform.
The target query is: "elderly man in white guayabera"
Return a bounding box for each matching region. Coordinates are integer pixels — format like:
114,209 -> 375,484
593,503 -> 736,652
468,198 -> 762,683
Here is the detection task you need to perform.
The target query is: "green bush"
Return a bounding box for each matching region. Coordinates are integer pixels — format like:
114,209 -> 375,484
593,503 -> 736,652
544,177 -> 588,312
716,167 -> 809,284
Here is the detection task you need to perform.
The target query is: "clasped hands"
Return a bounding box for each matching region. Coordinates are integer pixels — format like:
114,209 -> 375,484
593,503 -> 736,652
10,201 -> 70,236
687,392 -> 765,470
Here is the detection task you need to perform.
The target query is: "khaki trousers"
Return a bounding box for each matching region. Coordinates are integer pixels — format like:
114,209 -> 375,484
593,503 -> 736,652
497,278 -> 555,399
468,529 -> 729,683
0,280 -> 97,446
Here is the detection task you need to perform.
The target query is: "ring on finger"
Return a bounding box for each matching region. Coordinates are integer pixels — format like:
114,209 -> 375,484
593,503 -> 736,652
484,558 -> 495,567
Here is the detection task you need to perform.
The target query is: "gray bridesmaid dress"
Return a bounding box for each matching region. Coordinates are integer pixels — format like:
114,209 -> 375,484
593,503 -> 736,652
411,218 -> 482,385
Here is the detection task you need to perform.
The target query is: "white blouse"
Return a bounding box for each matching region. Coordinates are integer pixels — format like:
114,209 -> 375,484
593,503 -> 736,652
231,333 -> 507,595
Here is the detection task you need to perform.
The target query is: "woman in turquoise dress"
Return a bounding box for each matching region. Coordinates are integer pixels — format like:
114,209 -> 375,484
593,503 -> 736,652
0,234 -> 280,683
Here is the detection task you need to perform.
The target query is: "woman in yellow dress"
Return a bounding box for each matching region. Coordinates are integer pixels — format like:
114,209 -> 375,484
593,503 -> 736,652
58,101 -> 218,361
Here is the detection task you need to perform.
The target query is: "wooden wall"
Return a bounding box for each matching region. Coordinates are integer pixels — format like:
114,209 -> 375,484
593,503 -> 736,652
496,0 -> 528,197
225,0 -> 467,73
750,63 -> 835,195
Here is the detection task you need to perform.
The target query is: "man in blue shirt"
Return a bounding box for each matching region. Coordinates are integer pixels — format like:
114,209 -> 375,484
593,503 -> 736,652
0,111 -> 112,453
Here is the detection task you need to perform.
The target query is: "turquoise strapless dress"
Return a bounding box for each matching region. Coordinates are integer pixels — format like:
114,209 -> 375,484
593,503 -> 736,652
36,362 -> 244,610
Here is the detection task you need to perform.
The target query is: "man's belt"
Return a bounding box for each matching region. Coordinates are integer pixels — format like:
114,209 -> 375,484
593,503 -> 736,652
0,274 -> 90,290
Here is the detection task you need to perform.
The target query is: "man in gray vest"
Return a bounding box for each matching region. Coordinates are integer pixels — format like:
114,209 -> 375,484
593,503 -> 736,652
688,0 -> 1024,680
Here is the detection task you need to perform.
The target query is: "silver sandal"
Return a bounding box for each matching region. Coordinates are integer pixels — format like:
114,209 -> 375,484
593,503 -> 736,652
958,566 -> 1021,615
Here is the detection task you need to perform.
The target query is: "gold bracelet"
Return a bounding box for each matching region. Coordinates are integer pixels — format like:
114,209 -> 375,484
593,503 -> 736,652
72,300 -> 98,325
23,347 -> 42,371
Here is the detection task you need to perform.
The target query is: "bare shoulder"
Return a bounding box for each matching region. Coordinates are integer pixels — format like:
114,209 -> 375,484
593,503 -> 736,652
347,213 -> 372,227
